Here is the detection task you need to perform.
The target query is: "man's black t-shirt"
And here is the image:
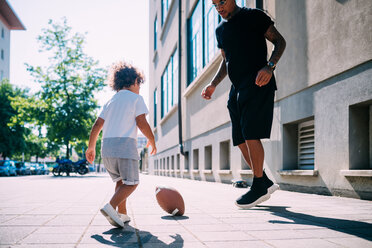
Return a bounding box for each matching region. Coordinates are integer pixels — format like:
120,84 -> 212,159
216,7 -> 277,90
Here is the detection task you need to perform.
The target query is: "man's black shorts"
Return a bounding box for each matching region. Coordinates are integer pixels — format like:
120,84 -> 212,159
227,84 -> 275,146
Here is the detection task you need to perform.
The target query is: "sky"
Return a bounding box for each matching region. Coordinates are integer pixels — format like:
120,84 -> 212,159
8,0 -> 150,107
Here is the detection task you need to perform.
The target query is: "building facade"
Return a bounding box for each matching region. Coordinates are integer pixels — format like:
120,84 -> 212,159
0,0 -> 25,81
148,0 -> 372,199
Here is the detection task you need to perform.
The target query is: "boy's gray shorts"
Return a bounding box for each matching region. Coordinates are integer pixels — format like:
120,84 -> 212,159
102,158 -> 139,185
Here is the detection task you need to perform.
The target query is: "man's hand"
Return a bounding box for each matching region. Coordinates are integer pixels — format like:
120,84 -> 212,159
255,66 -> 273,87
85,147 -> 96,164
146,140 -> 157,155
201,84 -> 216,100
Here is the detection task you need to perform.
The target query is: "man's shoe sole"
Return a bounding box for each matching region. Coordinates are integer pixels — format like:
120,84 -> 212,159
268,183 -> 279,194
100,208 -> 124,228
235,193 -> 271,209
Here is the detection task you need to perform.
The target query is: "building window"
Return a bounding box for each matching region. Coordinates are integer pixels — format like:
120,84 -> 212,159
154,17 -> 158,51
1,49 -> 4,60
154,88 -> 157,127
220,140 -> 230,170
349,102 -> 372,169
1,28 -> 4,38
204,145 -> 212,170
193,149 -> 199,170
256,0 -> 263,10
188,0 -> 203,84
298,120 -> 315,170
283,118 -> 315,170
161,0 -> 171,25
204,0 -> 220,65
161,48 -> 178,118
188,0 -> 222,85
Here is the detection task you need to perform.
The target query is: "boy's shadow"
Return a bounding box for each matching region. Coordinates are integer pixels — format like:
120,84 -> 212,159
252,205 -> 372,241
91,224 -> 184,247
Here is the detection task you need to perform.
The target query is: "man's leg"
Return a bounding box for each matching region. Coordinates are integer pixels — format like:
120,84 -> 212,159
245,139 -> 264,177
237,143 -> 252,170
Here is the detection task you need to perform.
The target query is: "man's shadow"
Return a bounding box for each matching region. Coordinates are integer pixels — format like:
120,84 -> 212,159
91,224 -> 185,247
251,205 -> 372,241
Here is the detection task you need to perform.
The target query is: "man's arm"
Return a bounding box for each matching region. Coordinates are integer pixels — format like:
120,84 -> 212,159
86,117 -> 104,164
136,114 -> 157,155
265,25 -> 286,65
255,25 -> 286,87
201,49 -> 227,100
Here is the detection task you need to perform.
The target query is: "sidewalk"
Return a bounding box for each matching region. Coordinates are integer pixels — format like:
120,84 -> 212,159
0,173 -> 371,247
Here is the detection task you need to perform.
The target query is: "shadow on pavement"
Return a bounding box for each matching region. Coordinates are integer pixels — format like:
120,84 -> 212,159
253,205 -> 372,241
91,226 -> 184,247
161,215 -> 189,220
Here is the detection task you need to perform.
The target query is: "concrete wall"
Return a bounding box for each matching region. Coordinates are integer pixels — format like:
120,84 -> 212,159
148,0 -> 372,199
275,0 -> 372,100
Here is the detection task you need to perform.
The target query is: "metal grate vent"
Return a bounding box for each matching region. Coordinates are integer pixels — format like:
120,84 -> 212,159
298,120 -> 315,169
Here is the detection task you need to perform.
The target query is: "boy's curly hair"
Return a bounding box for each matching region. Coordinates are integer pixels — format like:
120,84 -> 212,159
107,61 -> 145,91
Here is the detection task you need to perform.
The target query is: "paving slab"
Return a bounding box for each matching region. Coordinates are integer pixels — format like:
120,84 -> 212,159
0,173 -> 371,247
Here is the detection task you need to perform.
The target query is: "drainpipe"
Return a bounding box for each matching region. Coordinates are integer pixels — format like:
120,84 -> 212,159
178,0 -> 185,156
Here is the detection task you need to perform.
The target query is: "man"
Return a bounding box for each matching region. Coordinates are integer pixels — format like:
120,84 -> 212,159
201,0 -> 286,208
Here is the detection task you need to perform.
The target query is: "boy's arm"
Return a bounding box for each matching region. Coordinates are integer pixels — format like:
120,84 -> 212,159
86,117 -> 105,164
136,114 -> 157,155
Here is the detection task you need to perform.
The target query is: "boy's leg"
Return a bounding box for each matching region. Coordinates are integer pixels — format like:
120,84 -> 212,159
115,181 -> 131,214
110,183 -> 138,210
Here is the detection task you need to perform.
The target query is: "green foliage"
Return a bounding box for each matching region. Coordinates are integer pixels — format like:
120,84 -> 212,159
0,80 -> 28,159
26,18 -> 106,159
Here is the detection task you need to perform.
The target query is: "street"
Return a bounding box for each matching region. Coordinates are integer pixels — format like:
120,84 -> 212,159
0,173 -> 371,247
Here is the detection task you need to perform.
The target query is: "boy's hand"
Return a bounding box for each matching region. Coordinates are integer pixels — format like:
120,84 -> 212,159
85,147 -> 96,164
146,140 -> 157,155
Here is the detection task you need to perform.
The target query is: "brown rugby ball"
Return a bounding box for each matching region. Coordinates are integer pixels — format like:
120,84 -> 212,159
155,186 -> 185,216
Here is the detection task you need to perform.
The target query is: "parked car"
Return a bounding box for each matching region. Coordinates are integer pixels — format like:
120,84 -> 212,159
38,163 -> 49,175
15,161 -> 30,175
24,162 -> 34,175
0,160 -> 17,176
29,163 -> 39,175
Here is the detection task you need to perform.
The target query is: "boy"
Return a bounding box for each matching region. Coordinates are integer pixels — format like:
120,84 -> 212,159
86,61 -> 157,228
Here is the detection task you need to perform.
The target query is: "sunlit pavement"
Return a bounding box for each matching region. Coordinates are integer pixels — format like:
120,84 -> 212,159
0,173 -> 371,248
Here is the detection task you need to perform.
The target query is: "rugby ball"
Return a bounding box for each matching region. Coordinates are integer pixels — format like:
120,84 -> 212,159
155,186 -> 185,216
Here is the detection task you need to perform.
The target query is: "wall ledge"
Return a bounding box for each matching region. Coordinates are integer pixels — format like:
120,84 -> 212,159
239,170 -> 253,175
340,170 -> 372,177
278,169 -> 318,176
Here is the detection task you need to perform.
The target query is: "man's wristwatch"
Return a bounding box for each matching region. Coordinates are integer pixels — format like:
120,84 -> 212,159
267,61 -> 276,71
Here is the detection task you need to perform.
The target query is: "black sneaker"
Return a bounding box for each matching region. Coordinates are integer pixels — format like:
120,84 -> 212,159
263,171 -> 280,194
235,177 -> 270,209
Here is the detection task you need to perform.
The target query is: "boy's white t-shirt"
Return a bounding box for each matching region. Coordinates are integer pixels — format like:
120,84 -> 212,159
99,90 -> 148,160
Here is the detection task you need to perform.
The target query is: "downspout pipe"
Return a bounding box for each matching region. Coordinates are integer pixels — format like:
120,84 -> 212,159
178,0 -> 185,156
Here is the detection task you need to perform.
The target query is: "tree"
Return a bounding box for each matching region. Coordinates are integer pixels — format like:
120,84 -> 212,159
26,18 -> 106,159
0,80 -> 28,159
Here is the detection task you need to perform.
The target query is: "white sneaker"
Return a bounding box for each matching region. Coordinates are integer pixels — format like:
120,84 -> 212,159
100,203 -> 124,228
118,213 -> 131,223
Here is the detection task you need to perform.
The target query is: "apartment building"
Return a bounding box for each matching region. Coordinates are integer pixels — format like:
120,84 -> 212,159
148,0 -> 372,199
0,0 -> 25,81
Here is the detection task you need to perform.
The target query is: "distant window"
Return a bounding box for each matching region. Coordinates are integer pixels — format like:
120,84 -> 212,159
256,0 -> 263,10
1,28 -> 4,38
161,0 -> 171,25
1,49 -> 4,60
161,48 -> 178,118
154,17 -> 157,51
154,88 -> 157,127
239,0 -> 246,7
188,0 -> 203,84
